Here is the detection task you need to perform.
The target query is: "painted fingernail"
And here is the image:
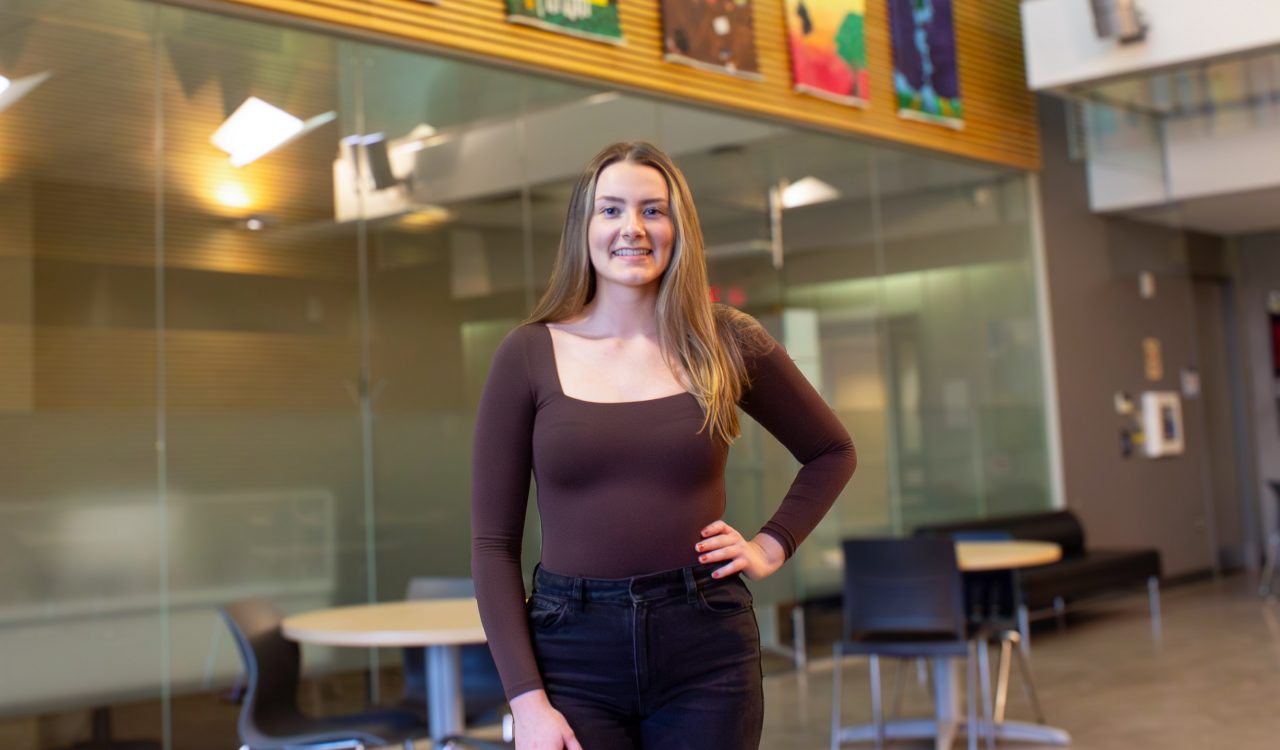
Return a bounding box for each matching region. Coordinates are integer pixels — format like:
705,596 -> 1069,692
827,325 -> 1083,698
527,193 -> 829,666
699,555 -> 708,562
695,543 -> 703,552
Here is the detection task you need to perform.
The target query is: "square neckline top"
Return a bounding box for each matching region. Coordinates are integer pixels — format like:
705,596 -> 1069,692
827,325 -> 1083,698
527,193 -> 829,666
538,322 -> 695,407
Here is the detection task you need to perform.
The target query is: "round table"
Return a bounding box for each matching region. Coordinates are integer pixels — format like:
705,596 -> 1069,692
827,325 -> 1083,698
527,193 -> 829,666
282,599 -> 486,747
956,540 -> 1062,571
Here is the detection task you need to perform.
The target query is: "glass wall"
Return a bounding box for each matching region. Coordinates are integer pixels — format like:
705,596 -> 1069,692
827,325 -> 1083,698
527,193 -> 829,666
0,0 -> 1051,746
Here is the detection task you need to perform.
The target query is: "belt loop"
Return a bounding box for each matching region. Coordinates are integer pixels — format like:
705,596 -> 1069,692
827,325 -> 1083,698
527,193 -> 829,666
571,577 -> 585,613
683,567 -> 698,605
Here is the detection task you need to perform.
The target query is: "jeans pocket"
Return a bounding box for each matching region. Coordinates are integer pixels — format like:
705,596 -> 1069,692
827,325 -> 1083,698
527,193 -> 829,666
696,577 -> 754,616
526,593 -> 570,630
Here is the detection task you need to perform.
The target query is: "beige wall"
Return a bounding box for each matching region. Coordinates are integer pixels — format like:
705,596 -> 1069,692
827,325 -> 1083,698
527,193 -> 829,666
1038,95 -> 1223,577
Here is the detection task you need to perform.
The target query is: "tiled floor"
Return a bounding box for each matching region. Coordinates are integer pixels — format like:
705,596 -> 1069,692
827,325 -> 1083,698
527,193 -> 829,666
6,575 -> 1278,749
764,575 -> 1280,749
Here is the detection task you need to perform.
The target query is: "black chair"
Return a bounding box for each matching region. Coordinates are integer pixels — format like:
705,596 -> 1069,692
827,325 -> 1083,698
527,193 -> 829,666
399,577 -> 507,729
220,598 -> 427,750
831,538 -> 990,750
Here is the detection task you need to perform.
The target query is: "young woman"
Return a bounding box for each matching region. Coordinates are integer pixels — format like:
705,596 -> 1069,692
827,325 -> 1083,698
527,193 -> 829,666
471,141 -> 856,750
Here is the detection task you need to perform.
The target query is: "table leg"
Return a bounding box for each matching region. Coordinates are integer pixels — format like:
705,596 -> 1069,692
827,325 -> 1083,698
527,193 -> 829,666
426,645 -> 465,744
834,655 -> 1070,747
932,658 -> 961,750
835,658 -> 960,747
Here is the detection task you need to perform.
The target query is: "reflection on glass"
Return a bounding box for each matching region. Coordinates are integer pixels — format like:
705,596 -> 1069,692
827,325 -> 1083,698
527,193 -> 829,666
0,0 -> 1052,743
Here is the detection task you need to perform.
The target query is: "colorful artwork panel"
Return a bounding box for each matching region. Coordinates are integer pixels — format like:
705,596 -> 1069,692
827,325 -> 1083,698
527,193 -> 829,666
661,0 -> 761,79
507,0 -> 624,45
785,0 -> 869,106
888,0 -> 963,128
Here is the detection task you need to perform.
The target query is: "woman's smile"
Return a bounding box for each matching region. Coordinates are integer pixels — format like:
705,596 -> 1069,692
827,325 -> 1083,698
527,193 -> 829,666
588,161 -> 674,291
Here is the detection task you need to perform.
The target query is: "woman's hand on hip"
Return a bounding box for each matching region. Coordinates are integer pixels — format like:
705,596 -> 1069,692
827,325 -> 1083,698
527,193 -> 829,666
696,520 -> 786,581
509,690 -> 583,750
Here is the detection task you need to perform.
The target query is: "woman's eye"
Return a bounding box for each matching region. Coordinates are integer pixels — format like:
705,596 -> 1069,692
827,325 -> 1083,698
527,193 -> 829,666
644,207 -> 664,217
601,206 -> 619,217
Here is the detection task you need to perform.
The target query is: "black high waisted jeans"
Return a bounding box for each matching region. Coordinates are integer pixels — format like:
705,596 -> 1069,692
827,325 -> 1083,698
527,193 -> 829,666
527,563 -> 764,750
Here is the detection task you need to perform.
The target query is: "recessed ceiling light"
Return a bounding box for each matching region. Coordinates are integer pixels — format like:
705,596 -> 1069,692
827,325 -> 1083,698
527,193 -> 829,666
399,205 -> 453,228
0,71 -> 53,115
215,181 -> 252,209
211,96 -> 335,167
781,176 -> 841,209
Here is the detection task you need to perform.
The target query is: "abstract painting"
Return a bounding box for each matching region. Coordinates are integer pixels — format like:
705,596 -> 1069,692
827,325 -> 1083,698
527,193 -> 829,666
785,0 -> 868,106
662,0 -> 761,78
888,0 -> 963,128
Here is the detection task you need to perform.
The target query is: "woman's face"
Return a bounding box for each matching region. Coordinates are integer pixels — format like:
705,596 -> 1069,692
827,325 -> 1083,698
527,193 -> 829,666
587,161 -> 675,295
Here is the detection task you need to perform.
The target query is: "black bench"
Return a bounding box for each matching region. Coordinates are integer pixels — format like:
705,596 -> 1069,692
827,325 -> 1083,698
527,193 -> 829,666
916,510 -> 1162,641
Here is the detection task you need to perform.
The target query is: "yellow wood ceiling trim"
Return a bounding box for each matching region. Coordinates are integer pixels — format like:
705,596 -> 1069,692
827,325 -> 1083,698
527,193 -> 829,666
205,0 -> 1039,170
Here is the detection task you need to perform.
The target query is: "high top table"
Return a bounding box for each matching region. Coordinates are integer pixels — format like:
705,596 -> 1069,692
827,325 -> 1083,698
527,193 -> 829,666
282,598 -> 487,748
836,540 -> 1070,750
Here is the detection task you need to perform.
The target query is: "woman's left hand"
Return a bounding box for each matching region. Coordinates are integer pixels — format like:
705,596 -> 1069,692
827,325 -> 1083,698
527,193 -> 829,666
695,520 -> 786,581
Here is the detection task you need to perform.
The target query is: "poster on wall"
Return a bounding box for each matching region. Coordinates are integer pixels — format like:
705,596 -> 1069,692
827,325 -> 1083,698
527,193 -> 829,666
661,0 -> 761,79
784,0 -> 869,106
506,0 -> 624,45
887,0 -> 963,128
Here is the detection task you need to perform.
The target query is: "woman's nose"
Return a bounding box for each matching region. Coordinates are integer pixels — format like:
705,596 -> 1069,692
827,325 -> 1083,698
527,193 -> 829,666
621,209 -> 645,238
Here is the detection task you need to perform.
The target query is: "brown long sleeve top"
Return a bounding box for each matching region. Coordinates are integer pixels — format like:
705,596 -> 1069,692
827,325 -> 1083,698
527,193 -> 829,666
470,320 -> 856,700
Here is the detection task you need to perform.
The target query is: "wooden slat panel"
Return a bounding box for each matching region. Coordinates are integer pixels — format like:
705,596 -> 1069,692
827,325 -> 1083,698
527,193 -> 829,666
34,328 -> 358,413
0,325 -> 34,413
207,0 -> 1039,170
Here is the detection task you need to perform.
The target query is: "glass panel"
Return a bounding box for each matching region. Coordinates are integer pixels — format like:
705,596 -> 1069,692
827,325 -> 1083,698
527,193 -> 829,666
874,147 -> 1051,529
356,48 -> 581,605
156,3 -> 365,729
973,177 -> 1052,518
0,0 -> 164,740
774,132 -> 887,598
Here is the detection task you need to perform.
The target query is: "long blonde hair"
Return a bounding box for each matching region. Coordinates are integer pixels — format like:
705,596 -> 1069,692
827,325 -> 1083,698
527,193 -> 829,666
527,141 -> 764,442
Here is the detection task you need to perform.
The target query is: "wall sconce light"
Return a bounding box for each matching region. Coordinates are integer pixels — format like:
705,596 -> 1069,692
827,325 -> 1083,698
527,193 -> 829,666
1089,0 -> 1148,44
211,96 -> 335,167
0,71 -> 52,114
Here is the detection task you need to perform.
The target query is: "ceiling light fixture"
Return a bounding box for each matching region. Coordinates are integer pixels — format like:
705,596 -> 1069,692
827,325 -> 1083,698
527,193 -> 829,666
1089,0 -> 1148,44
214,181 -> 253,209
211,96 -> 335,167
781,176 -> 841,209
399,206 -> 453,229
0,71 -> 53,115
